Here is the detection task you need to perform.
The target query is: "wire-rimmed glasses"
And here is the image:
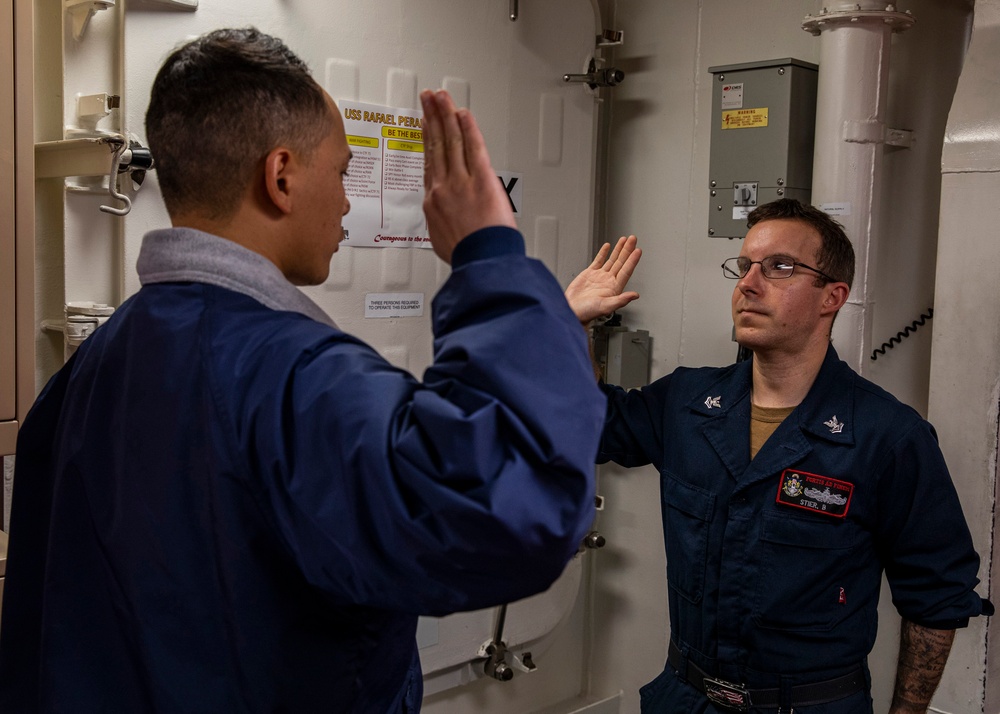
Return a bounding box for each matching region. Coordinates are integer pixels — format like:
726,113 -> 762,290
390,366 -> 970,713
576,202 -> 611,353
721,255 -> 835,282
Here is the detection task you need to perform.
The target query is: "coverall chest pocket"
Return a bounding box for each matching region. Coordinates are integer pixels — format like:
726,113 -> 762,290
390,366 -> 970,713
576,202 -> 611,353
662,474 -> 715,604
753,511 -> 858,631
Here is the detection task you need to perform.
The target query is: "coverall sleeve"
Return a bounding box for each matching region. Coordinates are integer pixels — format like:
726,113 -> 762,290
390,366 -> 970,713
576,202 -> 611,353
873,419 -> 992,628
237,227 -> 606,615
596,377 -> 669,470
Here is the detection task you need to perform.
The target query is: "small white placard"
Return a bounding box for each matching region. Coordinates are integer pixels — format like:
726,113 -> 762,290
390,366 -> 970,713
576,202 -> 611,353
721,82 -> 744,110
732,206 -> 752,220
819,202 -> 852,217
365,292 -> 425,318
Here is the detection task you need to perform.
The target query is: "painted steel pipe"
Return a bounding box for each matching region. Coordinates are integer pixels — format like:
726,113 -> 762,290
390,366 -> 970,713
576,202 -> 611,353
803,3 -> 914,374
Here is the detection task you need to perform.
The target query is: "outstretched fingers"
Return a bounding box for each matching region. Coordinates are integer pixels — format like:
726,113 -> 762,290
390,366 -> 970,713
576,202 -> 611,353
421,90 -> 490,188
615,244 -> 642,292
588,242 -> 613,270
421,89 -> 445,189
419,88 -> 516,263
610,235 -> 639,282
565,234 -> 642,324
436,91 -> 469,181
456,108 -> 493,184
604,236 -> 625,272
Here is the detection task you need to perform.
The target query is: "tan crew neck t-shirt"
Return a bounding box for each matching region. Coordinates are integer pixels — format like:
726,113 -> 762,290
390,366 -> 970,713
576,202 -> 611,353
750,403 -> 795,459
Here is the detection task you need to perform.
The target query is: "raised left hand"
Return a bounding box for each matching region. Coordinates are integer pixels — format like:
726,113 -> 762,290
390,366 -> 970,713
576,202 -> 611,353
564,234 -> 642,323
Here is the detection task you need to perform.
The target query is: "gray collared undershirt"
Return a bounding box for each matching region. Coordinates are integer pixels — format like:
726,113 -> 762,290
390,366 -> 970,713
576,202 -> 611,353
136,227 -> 337,329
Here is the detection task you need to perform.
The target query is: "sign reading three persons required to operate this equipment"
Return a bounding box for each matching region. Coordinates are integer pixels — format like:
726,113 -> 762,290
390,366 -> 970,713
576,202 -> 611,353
340,100 -> 431,249
365,293 -> 425,319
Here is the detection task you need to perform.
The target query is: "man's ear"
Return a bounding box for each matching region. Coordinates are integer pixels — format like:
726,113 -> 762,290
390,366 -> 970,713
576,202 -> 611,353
263,147 -> 295,215
822,282 -> 850,316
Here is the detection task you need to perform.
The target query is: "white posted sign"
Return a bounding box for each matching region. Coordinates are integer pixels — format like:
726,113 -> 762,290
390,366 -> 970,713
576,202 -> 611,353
340,100 -> 430,249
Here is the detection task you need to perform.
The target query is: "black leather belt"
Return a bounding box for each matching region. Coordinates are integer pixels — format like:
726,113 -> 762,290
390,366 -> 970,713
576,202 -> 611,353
667,640 -> 866,712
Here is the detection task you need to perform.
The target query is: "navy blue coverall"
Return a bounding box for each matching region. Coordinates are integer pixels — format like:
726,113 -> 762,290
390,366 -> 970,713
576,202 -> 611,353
599,346 -> 991,713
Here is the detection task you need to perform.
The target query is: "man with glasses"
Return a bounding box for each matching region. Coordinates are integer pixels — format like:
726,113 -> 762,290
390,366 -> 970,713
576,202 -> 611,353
566,198 -> 991,713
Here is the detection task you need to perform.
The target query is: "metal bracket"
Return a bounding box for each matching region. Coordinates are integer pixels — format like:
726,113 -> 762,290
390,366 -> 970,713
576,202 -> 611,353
479,604 -> 514,681
511,651 -> 537,673
36,135 -> 120,179
41,302 -> 116,360
37,133 -> 154,216
596,29 -> 624,48
842,119 -> 914,148
884,127 -> 914,148
802,6 -> 915,36
76,92 -> 120,132
65,0 -> 115,41
564,57 -> 626,90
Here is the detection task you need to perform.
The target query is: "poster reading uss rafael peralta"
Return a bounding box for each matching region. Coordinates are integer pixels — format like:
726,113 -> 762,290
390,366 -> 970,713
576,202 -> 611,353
339,100 -> 431,249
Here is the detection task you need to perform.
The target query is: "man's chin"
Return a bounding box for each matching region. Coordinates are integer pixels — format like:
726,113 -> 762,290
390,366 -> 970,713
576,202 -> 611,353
733,328 -> 764,351
289,268 -> 331,287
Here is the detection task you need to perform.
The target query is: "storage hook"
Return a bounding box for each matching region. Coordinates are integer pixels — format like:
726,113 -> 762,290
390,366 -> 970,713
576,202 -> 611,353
100,140 -> 132,216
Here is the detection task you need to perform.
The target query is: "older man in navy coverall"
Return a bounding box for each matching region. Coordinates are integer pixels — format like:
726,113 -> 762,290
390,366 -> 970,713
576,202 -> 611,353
0,28 -> 633,713
566,200 -> 992,713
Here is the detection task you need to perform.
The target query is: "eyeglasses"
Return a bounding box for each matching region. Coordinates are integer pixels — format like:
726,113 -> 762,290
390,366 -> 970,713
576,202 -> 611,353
721,255 -> 835,282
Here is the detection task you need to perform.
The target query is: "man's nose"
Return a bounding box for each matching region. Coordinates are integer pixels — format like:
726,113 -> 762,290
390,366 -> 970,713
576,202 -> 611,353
737,261 -> 765,291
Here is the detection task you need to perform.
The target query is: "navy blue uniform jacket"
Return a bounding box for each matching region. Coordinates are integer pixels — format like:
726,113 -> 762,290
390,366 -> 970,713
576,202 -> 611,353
599,347 -> 991,710
0,226 -> 605,713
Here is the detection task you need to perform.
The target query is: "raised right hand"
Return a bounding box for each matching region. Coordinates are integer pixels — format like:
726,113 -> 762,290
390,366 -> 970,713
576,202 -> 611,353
420,89 -> 516,264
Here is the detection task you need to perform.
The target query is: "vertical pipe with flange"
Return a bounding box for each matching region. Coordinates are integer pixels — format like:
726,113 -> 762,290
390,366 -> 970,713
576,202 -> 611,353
802,3 -> 914,375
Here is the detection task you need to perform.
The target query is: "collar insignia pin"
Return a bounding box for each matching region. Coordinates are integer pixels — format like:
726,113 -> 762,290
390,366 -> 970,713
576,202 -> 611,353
824,415 -> 844,434
705,396 -> 722,409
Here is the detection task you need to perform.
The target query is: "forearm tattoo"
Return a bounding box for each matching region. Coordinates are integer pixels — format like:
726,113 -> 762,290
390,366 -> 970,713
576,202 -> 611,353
890,620 -> 956,713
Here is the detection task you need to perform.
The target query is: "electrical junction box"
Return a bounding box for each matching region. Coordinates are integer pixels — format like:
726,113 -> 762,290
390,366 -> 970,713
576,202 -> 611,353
594,325 -> 651,390
707,58 -> 818,239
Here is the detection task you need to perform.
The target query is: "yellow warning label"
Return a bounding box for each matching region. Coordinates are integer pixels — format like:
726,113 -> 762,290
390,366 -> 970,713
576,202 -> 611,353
347,135 -> 380,149
722,108 -> 769,130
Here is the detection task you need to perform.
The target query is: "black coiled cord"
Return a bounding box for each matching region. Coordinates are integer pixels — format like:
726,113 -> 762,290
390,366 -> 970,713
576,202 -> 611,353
870,308 -> 934,361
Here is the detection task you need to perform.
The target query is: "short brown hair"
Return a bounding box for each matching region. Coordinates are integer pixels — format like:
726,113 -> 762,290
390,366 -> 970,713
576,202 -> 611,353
146,28 -> 334,220
747,198 -> 855,288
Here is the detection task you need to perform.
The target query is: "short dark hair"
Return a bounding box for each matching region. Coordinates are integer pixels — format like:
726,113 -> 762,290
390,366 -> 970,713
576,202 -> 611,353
146,28 -> 334,220
746,198 -> 855,289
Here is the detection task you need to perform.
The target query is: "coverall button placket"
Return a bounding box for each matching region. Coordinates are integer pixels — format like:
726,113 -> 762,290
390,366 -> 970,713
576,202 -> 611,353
717,484 -> 754,681
713,409 -> 814,682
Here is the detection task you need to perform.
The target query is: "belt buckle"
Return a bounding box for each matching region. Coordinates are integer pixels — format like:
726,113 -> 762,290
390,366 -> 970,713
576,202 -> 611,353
703,676 -> 751,711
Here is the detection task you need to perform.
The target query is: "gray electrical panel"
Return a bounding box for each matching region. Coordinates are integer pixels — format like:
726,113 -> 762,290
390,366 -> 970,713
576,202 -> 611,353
594,325 -> 651,390
707,58 -> 818,239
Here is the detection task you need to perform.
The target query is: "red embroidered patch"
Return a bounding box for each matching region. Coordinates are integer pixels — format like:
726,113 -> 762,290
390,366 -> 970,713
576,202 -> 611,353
775,468 -> 853,518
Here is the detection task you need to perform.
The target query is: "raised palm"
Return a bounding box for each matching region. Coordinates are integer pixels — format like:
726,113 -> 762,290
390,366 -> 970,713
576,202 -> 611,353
564,235 -> 642,323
